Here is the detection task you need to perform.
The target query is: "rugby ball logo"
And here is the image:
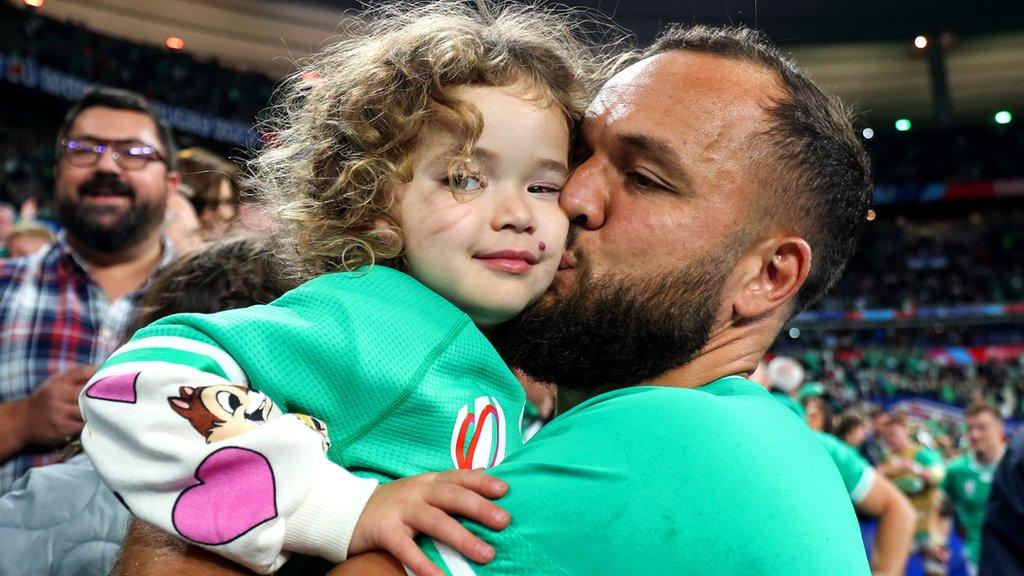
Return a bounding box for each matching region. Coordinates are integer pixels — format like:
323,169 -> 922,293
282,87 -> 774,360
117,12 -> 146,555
450,396 -> 507,470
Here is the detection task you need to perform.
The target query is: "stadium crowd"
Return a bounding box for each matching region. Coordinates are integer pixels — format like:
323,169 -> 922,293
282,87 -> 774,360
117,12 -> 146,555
1,2 -> 1023,576
815,210 -> 1024,312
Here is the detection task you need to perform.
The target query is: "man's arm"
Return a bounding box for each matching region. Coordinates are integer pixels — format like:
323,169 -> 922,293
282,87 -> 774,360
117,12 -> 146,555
114,519 -> 256,576
855,473 -> 916,575
0,365 -> 94,462
0,400 -> 30,462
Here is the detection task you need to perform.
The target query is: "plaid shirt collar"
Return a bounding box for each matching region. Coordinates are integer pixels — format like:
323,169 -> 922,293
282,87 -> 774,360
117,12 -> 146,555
55,230 -> 178,297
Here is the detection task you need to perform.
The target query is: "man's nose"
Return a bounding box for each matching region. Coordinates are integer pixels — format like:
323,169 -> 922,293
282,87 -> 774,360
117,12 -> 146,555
94,147 -> 124,174
560,158 -> 606,230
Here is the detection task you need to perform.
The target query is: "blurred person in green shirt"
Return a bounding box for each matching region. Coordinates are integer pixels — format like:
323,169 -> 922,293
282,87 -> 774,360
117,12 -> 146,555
943,403 -> 1006,575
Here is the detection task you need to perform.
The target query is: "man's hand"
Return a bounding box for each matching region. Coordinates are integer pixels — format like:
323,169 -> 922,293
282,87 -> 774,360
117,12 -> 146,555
17,365 -> 97,446
349,469 -> 511,576
927,542 -> 950,565
114,519 -> 256,576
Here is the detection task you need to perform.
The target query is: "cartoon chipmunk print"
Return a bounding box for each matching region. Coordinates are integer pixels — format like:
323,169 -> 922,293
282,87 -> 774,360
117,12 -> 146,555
168,385 -> 331,451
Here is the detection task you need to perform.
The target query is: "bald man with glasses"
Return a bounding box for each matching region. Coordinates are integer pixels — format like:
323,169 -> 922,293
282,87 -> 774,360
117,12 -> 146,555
0,87 -> 180,494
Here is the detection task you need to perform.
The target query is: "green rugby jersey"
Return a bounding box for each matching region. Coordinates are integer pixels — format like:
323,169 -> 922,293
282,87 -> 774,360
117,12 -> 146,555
80,265 -> 525,573
942,452 -> 1001,564
816,432 -> 877,504
420,377 -> 870,575
770,389 -> 806,419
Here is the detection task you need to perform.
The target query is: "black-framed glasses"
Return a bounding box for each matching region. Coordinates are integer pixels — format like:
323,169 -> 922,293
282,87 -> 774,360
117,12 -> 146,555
60,138 -> 164,170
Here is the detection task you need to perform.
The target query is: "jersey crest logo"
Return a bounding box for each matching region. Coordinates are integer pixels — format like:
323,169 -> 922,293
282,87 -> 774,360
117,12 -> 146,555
450,396 -> 506,470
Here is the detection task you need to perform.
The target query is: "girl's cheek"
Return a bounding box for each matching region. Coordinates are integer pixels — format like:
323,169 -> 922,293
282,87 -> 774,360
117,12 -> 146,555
423,203 -> 476,236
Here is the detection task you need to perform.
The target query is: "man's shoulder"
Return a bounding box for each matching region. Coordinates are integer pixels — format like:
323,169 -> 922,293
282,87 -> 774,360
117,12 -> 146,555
0,246 -> 56,286
511,381 -> 818,464
481,383 -> 867,575
0,246 -> 60,309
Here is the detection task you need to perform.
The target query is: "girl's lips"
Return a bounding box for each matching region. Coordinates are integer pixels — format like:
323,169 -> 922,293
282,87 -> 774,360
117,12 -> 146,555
474,250 -> 539,274
476,258 -> 534,274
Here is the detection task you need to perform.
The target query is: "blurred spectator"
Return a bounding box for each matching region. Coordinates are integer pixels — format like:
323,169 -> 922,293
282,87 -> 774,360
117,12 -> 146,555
942,403 -> 1007,574
981,431 -> 1024,575
878,413 -> 949,576
176,147 -> 239,241
0,87 -> 178,494
803,393 -> 831,433
0,201 -> 14,256
771,326 -> 1024,419
0,237 -> 295,576
164,188 -> 201,254
836,411 -> 869,449
4,221 -> 55,258
766,356 -> 806,418
816,429 -> 916,575
862,407 -> 892,467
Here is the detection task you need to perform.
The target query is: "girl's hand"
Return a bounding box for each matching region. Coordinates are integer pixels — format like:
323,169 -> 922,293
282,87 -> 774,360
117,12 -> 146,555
349,469 -> 510,576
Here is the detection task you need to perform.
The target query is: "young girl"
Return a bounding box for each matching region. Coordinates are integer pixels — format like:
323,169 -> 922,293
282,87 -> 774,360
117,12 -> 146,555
79,3 -> 611,575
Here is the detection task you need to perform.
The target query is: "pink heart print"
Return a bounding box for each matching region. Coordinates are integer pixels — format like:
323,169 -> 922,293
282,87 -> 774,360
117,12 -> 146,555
85,371 -> 140,404
172,447 -> 278,545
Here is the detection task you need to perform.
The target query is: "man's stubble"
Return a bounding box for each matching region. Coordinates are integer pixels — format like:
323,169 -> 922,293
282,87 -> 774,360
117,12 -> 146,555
494,235 -> 739,394
57,172 -> 165,253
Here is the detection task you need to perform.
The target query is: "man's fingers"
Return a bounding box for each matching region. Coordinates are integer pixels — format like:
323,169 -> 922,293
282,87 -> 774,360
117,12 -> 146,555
426,483 -> 510,530
412,507 -> 495,565
439,469 -> 508,499
65,410 -> 85,427
384,533 -> 444,576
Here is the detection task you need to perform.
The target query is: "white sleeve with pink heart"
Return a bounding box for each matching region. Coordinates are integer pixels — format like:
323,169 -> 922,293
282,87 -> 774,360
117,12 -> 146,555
78,358 -> 378,574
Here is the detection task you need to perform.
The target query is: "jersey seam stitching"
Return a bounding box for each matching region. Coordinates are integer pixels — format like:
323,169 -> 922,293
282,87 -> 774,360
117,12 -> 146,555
335,315 -> 472,456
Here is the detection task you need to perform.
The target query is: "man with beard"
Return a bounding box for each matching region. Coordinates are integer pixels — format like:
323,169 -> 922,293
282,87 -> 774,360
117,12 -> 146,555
112,24 -> 873,576
0,87 -> 178,494
335,24 -> 873,576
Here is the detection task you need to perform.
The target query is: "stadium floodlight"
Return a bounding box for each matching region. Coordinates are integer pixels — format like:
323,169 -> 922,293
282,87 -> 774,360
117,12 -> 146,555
165,37 -> 185,50
862,128 -> 874,139
895,118 -> 912,131
995,110 -> 1012,125
914,35 -> 928,49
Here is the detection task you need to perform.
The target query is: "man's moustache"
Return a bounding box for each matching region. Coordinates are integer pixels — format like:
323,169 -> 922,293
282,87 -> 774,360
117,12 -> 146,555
78,175 -> 134,198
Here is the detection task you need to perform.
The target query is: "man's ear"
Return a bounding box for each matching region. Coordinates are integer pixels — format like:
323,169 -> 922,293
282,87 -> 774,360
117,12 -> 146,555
732,237 -> 811,320
165,170 -> 181,199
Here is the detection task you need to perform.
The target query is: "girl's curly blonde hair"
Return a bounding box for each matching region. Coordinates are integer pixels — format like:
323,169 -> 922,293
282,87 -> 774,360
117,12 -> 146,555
249,1 -> 625,280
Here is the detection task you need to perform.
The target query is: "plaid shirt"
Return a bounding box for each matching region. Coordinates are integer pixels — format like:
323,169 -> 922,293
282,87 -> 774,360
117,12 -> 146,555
0,232 -> 175,494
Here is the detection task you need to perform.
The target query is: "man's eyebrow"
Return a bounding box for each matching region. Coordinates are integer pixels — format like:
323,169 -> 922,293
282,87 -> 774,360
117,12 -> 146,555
69,135 -> 156,148
618,133 -> 693,188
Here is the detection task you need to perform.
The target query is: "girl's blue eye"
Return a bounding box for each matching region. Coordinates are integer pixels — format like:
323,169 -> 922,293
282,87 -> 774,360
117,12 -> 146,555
447,170 -> 486,193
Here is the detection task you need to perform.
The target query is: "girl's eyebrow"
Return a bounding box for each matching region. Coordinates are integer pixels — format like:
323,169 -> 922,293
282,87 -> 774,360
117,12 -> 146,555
535,158 -> 569,177
474,146 -> 568,177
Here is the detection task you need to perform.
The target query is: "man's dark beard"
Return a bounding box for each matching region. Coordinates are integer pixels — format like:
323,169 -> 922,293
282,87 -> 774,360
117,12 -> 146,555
57,172 -> 163,253
493,248 -> 734,394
